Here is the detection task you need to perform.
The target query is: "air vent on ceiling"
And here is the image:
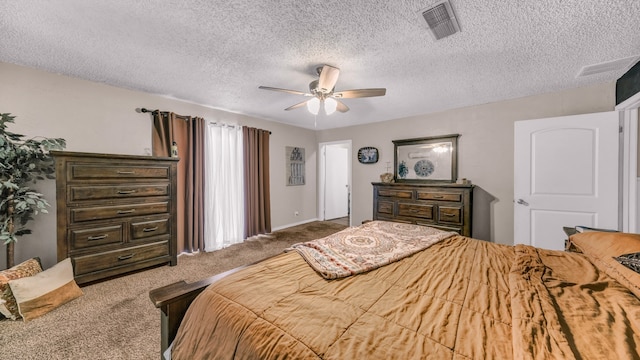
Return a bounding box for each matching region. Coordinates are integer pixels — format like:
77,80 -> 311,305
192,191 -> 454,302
576,55 -> 640,77
419,0 -> 460,40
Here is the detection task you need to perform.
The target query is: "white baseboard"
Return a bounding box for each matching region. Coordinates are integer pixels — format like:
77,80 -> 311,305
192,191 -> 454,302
271,218 -> 319,232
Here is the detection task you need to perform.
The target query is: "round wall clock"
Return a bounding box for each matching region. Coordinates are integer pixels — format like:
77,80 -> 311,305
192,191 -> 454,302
357,147 -> 379,164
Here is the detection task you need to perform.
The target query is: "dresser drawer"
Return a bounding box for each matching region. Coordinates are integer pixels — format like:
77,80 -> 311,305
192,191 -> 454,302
70,202 -> 170,223
416,191 -> 461,202
70,225 -> 123,249
439,206 -> 462,224
69,164 -> 170,181
73,241 -> 170,276
377,200 -> 394,215
398,203 -> 434,220
377,189 -> 413,199
69,184 -> 169,201
131,218 -> 170,240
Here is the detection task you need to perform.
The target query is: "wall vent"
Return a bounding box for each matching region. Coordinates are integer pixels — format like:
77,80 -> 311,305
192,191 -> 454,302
419,0 -> 460,40
576,55 -> 640,77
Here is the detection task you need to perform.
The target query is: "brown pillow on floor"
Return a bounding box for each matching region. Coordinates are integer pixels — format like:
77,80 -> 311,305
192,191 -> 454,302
9,258 -> 83,321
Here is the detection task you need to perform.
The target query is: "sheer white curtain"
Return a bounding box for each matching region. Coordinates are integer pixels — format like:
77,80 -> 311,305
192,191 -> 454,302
204,122 -> 245,251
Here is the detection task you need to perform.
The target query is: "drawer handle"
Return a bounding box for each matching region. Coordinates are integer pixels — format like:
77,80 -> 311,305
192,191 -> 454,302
87,234 -> 108,241
117,254 -> 135,261
117,190 -> 137,194
432,195 -> 444,199
442,213 -> 456,217
117,209 -> 136,214
117,171 -> 135,175
142,226 -> 159,232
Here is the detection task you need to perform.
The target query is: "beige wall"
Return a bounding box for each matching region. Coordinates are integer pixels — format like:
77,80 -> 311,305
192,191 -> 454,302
0,60 -> 618,269
0,62 -> 318,269
317,82 -> 616,245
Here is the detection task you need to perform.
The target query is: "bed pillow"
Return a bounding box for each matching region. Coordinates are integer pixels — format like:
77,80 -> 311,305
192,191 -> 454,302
570,231 -> 640,298
615,252 -> 640,274
0,257 -> 43,320
8,258 -> 83,321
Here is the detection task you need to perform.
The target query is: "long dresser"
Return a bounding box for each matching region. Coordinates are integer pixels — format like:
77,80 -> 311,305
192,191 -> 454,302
372,182 -> 474,236
53,151 -> 178,285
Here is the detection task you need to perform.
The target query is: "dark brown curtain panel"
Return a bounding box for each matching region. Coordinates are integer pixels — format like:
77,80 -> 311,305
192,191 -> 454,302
152,112 -> 205,253
185,117 -> 205,252
243,127 -> 271,237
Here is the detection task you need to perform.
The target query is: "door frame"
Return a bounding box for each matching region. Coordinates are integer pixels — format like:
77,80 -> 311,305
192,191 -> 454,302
318,140 -> 352,226
616,91 -> 640,233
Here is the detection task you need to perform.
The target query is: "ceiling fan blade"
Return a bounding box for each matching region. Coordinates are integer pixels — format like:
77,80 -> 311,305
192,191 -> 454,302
318,65 -> 340,93
258,86 -> 311,96
333,88 -> 386,99
284,100 -> 310,111
335,99 -> 349,113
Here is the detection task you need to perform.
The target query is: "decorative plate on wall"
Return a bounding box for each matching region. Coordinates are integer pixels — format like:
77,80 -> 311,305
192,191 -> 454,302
358,147 -> 379,164
414,159 -> 435,177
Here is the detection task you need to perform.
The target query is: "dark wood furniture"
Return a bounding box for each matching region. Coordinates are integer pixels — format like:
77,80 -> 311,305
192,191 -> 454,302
149,265 -> 251,355
53,151 -> 178,285
372,182 -> 474,236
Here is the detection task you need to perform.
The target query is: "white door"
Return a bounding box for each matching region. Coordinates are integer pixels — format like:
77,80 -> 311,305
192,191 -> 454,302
325,145 -> 349,220
514,111 -> 620,250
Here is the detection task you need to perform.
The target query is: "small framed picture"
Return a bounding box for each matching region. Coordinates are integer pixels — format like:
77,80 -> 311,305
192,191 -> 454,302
357,147 -> 379,164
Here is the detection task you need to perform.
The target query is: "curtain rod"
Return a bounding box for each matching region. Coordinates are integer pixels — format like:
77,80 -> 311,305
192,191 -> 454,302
209,121 -> 241,129
137,107 -> 272,134
136,107 -> 159,114
209,122 -> 272,134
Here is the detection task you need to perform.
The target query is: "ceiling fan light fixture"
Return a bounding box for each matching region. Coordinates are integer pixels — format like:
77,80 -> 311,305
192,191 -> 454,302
258,64 -> 386,116
324,98 -> 338,115
307,97 -> 320,115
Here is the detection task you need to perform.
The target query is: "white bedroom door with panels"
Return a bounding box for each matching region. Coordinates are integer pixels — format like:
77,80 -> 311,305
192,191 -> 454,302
514,111 -> 620,250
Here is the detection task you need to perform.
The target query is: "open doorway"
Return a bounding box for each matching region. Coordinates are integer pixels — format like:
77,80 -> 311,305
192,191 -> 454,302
318,140 -> 352,227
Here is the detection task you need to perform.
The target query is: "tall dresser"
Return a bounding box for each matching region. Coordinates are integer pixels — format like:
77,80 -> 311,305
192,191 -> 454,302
53,151 -> 178,285
372,182 -> 474,236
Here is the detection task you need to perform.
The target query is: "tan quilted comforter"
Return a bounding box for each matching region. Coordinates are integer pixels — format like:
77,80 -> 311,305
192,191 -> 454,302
171,225 -> 640,359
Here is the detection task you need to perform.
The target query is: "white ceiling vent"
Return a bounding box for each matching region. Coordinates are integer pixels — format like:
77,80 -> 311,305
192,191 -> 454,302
576,55 -> 640,77
419,0 -> 460,40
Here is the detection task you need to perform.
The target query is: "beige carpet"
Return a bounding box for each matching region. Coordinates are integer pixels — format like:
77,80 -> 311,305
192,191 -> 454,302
0,221 -> 347,360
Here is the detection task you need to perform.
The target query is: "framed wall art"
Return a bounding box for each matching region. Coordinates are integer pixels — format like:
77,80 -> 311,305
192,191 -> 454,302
286,146 -> 305,186
357,147 -> 378,164
393,134 -> 459,183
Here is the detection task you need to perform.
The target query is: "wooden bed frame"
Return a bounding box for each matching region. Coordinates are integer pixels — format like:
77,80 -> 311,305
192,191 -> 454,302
148,260 -> 265,355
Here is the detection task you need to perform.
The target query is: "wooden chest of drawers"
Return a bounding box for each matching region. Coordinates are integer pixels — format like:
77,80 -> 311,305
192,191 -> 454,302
53,151 -> 178,285
372,182 -> 474,236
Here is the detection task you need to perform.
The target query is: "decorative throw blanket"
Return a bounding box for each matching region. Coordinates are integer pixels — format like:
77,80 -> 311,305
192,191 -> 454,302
288,220 -> 456,279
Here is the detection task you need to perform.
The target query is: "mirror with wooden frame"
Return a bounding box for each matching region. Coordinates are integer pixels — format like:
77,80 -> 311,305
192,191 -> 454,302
393,134 -> 459,183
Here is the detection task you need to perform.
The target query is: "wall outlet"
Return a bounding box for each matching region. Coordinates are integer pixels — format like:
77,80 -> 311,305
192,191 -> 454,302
294,211 -> 299,216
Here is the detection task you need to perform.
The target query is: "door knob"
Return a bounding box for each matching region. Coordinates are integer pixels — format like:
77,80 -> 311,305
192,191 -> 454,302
516,199 -> 529,206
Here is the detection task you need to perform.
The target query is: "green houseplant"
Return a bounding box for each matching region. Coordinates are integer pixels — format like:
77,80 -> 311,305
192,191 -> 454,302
0,113 -> 65,268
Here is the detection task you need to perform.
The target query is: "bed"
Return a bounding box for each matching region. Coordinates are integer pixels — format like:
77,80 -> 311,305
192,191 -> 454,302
149,220 -> 640,359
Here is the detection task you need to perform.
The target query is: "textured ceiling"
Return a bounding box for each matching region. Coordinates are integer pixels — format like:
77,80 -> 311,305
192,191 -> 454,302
1,0 -> 639,130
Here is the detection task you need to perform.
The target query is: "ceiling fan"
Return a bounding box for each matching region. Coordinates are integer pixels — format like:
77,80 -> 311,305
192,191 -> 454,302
258,65 -> 386,115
